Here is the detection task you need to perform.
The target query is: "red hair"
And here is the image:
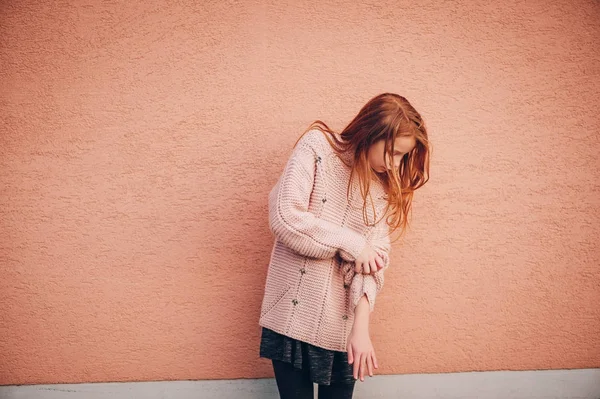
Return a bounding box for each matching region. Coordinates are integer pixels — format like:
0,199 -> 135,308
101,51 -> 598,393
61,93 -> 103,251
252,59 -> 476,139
296,93 -> 431,243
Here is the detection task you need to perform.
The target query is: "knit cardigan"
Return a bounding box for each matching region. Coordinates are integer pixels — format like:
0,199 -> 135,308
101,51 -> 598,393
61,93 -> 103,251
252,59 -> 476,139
258,129 -> 392,352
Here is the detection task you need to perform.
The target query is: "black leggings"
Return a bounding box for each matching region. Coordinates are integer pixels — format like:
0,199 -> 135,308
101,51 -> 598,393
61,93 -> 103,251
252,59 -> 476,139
271,359 -> 356,399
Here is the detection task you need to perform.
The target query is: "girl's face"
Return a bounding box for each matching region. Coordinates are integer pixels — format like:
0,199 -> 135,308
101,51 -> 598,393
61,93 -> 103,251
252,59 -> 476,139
368,135 -> 416,174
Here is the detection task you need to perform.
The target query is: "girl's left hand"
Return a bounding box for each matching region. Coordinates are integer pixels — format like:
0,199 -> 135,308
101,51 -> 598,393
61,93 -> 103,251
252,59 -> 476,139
346,326 -> 378,382
354,251 -> 384,275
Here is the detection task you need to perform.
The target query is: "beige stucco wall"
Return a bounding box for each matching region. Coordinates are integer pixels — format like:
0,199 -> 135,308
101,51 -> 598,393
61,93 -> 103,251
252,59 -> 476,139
0,0 -> 598,386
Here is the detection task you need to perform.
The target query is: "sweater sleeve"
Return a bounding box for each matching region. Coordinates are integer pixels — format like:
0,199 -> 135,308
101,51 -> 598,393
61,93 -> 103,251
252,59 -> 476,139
268,140 -> 368,261
342,213 -> 392,313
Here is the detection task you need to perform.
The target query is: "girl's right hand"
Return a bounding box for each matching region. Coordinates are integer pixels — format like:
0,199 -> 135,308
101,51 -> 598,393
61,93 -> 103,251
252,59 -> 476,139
354,244 -> 384,275
347,324 -> 378,382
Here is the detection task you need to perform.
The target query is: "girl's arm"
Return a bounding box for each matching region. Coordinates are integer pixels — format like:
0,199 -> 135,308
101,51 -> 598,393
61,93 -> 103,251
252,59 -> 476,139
268,139 -> 368,261
342,217 -> 391,314
352,294 -> 371,331
347,294 -> 378,382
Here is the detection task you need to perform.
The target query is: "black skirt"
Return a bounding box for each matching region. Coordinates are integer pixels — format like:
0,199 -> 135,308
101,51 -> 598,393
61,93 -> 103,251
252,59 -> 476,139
259,327 -> 355,386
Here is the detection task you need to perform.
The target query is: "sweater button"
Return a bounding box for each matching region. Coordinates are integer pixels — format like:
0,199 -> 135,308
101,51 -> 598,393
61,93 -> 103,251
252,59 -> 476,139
292,299 -> 299,306
322,198 -> 327,203
299,268 -> 306,275
342,315 -> 348,320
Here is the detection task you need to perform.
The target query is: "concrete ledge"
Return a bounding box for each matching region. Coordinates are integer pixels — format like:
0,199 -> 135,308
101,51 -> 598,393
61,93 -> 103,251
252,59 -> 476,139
1,368 -> 599,399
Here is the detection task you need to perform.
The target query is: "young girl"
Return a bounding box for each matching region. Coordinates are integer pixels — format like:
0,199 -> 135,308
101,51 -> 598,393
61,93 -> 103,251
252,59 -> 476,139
258,93 -> 431,399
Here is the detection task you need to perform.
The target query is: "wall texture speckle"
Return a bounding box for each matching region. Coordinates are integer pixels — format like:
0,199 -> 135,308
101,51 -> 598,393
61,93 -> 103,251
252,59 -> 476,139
0,0 -> 599,386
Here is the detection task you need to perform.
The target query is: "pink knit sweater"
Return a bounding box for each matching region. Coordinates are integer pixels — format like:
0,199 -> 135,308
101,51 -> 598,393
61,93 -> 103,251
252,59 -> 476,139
258,129 -> 392,352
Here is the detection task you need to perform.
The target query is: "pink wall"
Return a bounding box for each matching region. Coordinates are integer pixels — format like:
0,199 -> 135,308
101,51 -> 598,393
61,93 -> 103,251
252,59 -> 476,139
1,0 -> 599,386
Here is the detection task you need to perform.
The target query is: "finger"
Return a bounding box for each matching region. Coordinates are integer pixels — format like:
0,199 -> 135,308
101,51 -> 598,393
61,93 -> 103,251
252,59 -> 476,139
367,353 -> 374,377
360,354 -> 367,381
372,349 -> 378,369
353,352 -> 360,380
354,262 -> 362,273
375,254 -> 384,270
369,259 -> 377,274
347,345 -> 353,364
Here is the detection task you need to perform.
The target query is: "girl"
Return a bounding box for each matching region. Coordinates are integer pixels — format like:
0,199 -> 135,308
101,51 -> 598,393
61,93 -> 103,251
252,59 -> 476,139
259,93 -> 431,399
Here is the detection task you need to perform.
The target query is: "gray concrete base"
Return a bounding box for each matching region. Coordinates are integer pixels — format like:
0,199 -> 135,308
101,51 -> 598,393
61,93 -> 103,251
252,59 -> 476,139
1,368 -> 599,399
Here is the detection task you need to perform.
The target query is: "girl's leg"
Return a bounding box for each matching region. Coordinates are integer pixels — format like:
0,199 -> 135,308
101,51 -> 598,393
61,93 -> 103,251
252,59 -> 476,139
271,359 -> 314,399
317,380 -> 356,399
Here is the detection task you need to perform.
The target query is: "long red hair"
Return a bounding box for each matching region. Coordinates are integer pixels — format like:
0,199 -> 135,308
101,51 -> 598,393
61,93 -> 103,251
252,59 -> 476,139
295,93 -> 431,243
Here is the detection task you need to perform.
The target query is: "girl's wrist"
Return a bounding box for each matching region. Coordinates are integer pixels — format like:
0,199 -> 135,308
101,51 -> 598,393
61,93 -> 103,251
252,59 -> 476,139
351,321 -> 369,335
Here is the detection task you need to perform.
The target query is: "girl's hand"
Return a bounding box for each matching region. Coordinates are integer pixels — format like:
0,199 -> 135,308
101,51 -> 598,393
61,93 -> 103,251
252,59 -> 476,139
346,325 -> 378,382
355,244 -> 385,275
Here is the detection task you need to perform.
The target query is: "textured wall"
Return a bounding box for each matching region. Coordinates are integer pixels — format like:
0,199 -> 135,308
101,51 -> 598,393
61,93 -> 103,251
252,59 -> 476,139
1,0 -> 599,386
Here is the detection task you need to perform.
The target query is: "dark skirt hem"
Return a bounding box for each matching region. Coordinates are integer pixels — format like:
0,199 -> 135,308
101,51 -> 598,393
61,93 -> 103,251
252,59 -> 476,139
259,326 -> 355,386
